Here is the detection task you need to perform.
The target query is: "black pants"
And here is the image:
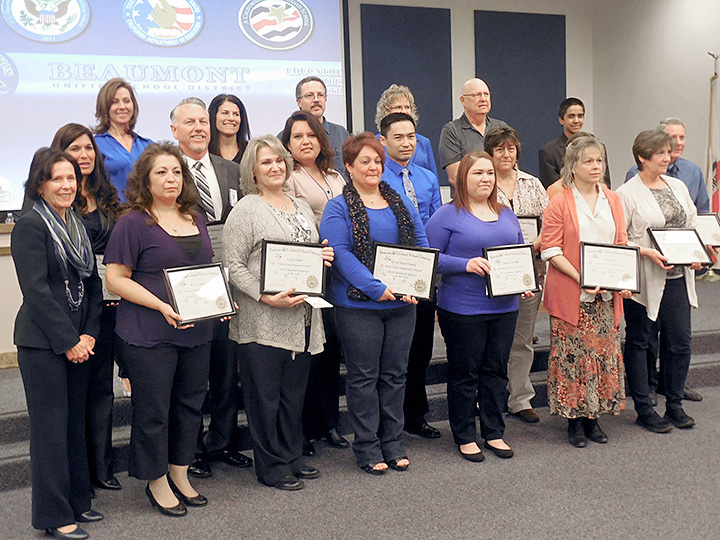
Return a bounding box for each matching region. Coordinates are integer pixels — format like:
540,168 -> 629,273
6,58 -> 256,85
302,308 -> 341,439
403,298 -> 436,428
438,308 -> 518,444
18,347 -> 91,530
624,278 -> 692,415
237,340 -> 311,485
118,339 -> 210,480
86,303 -> 116,483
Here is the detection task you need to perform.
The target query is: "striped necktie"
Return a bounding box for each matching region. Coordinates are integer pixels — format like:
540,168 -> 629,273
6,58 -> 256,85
401,167 -> 419,211
193,161 -> 216,222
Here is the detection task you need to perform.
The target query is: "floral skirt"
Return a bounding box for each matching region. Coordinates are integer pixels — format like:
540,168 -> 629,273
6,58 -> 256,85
547,297 -> 626,418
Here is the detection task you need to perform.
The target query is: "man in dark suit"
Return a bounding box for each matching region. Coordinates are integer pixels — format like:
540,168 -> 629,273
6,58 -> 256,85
171,97 -> 252,477
538,97 -> 611,189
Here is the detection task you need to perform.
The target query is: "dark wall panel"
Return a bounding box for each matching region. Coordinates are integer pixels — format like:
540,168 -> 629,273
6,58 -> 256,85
360,4 -> 452,183
475,10 -> 566,176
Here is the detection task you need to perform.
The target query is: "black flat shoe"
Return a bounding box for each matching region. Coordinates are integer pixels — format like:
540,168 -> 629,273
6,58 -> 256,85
568,418 -> 588,447
302,438 -> 315,456
187,457 -> 213,478
45,526 -> 89,539
145,484 -> 187,517
483,441 -> 514,459
323,428 -> 350,448
75,510 -> 104,523
167,475 -> 208,507
214,449 -> 253,468
458,446 -> 484,463
360,464 -> 387,476
93,477 -> 121,490
404,421 -> 441,439
387,456 -> 409,471
583,418 -> 608,443
295,465 -> 320,480
267,475 -> 304,491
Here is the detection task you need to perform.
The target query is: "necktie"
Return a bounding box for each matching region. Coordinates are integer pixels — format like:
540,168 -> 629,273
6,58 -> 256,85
401,167 -> 419,212
193,162 -> 216,222
667,162 -> 679,179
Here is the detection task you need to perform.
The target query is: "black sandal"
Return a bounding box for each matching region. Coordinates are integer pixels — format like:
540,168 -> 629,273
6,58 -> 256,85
387,456 -> 409,471
360,463 -> 387,476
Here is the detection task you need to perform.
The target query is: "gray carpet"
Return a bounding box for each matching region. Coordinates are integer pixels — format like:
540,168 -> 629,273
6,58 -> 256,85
1,387 -> 719,540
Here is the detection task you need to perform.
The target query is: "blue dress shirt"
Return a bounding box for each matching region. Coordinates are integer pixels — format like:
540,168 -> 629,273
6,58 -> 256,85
625,157 -> 710,212
376,132 -> 438,181
95,131 -> 153,201
381,158 -> 442,226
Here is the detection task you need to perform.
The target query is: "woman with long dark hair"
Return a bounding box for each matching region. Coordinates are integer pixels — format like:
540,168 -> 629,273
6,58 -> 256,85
208,94 -> 251,164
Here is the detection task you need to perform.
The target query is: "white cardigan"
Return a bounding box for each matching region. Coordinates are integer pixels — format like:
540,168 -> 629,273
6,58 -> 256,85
615,174 -> 698,321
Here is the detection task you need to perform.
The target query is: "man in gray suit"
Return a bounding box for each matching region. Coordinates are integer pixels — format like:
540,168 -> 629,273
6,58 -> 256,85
171,97 -> 252,477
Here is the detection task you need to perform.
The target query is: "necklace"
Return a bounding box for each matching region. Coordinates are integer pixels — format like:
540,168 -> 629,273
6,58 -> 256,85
301,166 -> 333,199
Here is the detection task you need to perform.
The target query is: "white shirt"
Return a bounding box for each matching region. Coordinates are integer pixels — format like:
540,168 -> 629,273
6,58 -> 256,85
184,151 -> 223,221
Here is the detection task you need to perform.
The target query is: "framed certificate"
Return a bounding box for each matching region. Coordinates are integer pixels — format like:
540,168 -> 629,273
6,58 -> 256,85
260,240 -> 326,296
648,228 -> 713,266
372,242 -> 439,300
206,222 -> 225,264
517,216 -> 540,243
483,244 -> 539,297
163,263 -> 236,325
695,213 -> 720,247
580,242 -> 641,293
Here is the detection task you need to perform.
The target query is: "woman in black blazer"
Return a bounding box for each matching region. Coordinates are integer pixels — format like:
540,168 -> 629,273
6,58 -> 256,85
12,148 -> 103,540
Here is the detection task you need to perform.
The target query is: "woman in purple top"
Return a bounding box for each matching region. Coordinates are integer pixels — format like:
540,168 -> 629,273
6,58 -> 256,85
105,143 -> 212,518
426,150 -> 531,463
93,78 -> 153,201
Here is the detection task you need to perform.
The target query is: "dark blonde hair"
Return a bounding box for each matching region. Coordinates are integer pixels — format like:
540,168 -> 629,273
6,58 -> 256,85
122,142 -> 197,222
94,78 -> 139,134
561,135 -> 606,187
453,151 -> 503,215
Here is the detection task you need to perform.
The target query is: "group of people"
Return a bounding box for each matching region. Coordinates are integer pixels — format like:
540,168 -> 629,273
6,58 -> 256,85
10,74 -> 712,539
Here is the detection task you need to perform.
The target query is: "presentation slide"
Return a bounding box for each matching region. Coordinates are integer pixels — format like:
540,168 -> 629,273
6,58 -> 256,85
0,0 -> 346,211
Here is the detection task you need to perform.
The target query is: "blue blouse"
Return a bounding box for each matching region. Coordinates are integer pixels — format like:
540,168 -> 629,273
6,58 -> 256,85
95,131 -> 153,201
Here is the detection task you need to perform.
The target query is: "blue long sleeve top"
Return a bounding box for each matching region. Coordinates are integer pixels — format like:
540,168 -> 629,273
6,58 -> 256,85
426,204 -> 523,315
320,192 -> 429,310
382,158 -> 442,226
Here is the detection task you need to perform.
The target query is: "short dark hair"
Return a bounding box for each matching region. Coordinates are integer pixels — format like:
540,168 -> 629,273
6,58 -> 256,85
94,78 -> 139,134
295,76 -> 327,99
342,132 -> 385,172
558,97 -> 585,119
280,110 -> 335,174
123,142 -> 198,222
208,94 -> 251,161
632,130 -> 674,171
484,125 -> 522,161
25,148 -> 82,203
51,123 -> 119,220
379,113 -> 416,138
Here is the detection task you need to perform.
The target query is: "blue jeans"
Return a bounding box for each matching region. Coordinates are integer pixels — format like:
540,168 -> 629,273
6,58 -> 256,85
624,277 -> 692,415
334,305 -> 416,467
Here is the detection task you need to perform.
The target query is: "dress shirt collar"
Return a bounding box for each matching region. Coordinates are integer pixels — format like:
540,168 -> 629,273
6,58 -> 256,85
571,182 -> 608,220
182,150 -> 212,170
384,156 -> 414,177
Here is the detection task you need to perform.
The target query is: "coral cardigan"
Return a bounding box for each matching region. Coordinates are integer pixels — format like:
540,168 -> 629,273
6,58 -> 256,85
541,184 -> 628,327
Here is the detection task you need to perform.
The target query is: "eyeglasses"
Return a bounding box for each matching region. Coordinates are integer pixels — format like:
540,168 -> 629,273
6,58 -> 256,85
301,92 -> 326,100
462,91 -> 491,100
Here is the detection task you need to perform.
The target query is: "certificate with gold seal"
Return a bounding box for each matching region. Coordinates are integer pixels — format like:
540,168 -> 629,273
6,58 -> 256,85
163,263 -> 236,325
260,240 -> 326,297
372,243 -> 439,300
580,242 -> 641,293
695,213 -> 720,247
483,244 -> 539,297
648,228 -> 713,266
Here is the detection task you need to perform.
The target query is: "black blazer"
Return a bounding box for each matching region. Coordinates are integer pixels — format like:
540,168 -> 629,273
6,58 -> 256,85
11,210 -> 102,355
186,153 -> 242,223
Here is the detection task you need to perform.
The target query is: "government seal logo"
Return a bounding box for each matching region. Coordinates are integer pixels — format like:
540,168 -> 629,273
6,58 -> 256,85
2,0 -> 89,42
0,53 -> 19,96
123,0 -> 203,47
238,0 -> 313,51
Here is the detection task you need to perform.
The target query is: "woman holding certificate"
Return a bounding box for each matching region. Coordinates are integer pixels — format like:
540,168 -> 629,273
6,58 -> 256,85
280,111 -> 350,454
616,130 -> 702,433
51,123 -> 123,493
105,143 -> 213,517
541,135 -> 630,448
319,132 -> 427,475
485,126 -> 549,423
426,150 -> 525,462
223,135 -> 333,491
12,148 -> 103,540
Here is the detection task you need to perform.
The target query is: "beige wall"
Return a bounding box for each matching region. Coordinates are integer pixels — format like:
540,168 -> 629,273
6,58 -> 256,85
1,225 -> 21,362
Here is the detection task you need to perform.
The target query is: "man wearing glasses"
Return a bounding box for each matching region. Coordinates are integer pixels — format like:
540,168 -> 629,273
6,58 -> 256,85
438,78 -> 507,186
295,76 -> 350,177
